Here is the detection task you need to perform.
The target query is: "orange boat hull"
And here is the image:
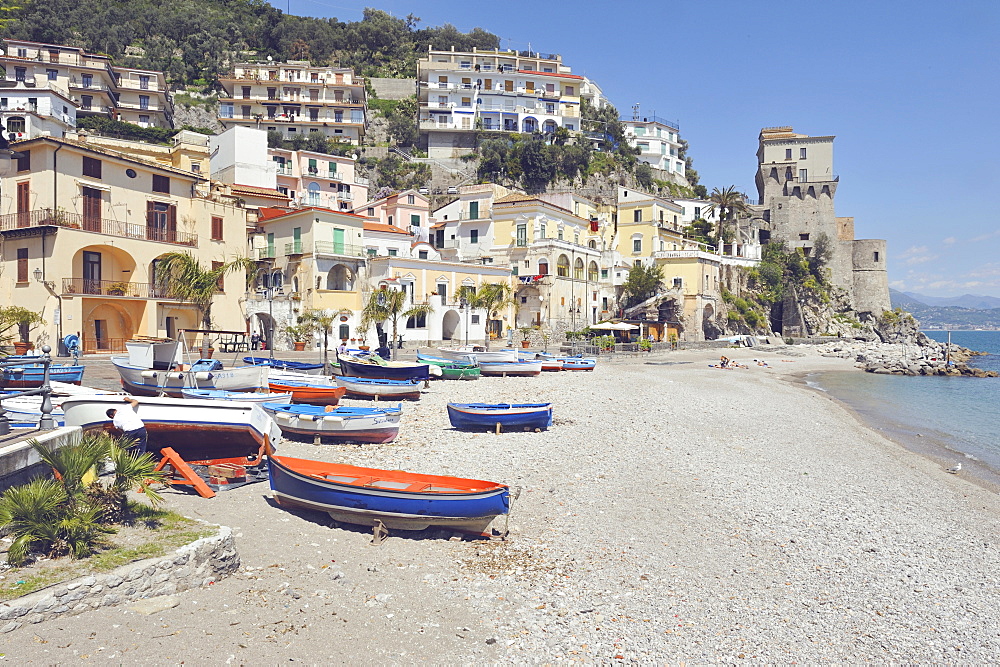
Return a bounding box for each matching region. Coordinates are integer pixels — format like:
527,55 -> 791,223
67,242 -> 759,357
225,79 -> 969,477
268,382 -> 347,406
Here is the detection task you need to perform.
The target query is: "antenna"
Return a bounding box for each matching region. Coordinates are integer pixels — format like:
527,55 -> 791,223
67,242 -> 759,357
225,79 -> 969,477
632,103 -> 640,121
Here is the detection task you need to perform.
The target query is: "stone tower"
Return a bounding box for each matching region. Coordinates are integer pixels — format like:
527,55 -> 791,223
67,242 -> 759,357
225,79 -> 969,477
755,127 -> 890,322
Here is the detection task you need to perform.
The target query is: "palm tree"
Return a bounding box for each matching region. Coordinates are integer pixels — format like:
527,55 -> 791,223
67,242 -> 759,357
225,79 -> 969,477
360,290 -> 433,360
456,282 -> 516,349
704,186 -> 749,254
153,252 -> 256,353
298,308 -> 339,373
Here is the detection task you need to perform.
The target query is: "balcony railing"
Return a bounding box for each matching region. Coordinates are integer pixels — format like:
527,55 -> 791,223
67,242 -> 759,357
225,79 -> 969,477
354,176 -> 369,186
0,209 -> 197,246
257,248 -> 275,261
314,241 -> 365,257
285,241 -> 303,255
61,278 -> 177,299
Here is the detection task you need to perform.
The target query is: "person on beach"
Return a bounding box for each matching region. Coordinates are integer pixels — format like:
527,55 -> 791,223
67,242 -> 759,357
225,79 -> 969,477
106,397 -> 148,453
337,340 -> 347,356
720,356 -> 730,368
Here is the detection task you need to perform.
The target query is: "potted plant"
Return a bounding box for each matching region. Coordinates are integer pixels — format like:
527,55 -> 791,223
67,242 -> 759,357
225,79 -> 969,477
106,281 -> 131,296
285,324 -> 309,351
518,326 -> 534,349
0,306 -> 45,355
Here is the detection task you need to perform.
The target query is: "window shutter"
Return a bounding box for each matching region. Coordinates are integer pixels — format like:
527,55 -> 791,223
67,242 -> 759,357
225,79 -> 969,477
146,201 -> 155,227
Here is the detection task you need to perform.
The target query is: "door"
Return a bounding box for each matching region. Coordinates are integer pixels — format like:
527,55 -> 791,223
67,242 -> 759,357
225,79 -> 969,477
165,317 -> 176,340
16,181 -> 30,227
333,227 -> 345,254
82,186 -> 102,231
94,319 -> 108,350
83,251 -> 101,294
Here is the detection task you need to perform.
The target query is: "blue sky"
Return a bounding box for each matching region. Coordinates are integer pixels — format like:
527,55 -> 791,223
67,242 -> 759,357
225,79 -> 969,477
281,0 -> 1000,298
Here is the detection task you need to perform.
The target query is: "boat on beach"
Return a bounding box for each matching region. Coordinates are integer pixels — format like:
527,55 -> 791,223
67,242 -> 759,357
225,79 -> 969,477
180,388 -> 293,404
267,455 -> 510,533
243,357 -> 326,375
435,346 -> 518,363
261,402 -> 402,443
415,353 -> 481,380
478,359 -> 543,376
267,379 -> 347,406
112,356 -> 268,397
334,376 -> 424,400
337,353 -> 431,381
560,357 -> 597,371
60,394 -> 282,463
534,354 -> 564,371
446,402 -> 553,431
0,363 -> 86,388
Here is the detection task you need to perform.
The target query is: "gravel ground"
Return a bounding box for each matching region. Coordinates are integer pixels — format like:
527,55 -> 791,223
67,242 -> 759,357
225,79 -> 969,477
3,347 -> 999,663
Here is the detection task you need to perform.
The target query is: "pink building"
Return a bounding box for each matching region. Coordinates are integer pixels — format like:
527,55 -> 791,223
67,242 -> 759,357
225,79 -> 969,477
354,189 -> 432,242
269,148 -> 369,212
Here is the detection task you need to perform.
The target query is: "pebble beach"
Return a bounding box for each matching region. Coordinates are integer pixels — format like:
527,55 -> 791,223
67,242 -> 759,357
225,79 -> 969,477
4,346 -> 1000,663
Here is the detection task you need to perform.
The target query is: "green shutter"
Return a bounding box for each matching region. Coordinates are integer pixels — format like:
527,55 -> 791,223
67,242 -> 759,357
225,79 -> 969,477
469,201 -> 479,219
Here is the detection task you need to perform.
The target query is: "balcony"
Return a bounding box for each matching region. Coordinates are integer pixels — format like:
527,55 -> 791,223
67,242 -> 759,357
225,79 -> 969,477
275,165 -> 293,176
61,278 -> 175,299
354,176 -> 369,186
0,209 -> 197,246
284,241 -> 303,256
314,241 -> 365,257
256,248 -> 276,261
336,191 -> 354,201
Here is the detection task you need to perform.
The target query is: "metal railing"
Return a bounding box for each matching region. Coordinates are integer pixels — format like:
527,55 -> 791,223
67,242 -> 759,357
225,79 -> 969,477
314,241 -> 365,257
0,346 -> 58,433
60,278 -> 177,298
284,241 -> 303,255
83,336 -> 127,354
0,209 -> 197,246
621,114 -> 680,130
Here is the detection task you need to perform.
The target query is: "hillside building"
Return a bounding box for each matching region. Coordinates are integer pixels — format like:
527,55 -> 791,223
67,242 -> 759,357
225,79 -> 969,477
621,115 -> 685,177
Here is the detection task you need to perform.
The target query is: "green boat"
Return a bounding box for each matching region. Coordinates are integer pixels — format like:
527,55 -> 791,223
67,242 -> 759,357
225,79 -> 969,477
440,364 -> 480,380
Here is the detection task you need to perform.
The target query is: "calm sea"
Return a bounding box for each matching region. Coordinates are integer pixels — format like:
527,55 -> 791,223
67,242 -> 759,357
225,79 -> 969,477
808,331 -> 1000,471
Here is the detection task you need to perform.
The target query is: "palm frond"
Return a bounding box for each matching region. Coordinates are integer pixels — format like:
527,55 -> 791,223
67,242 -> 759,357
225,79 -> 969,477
29,435 -> 110,499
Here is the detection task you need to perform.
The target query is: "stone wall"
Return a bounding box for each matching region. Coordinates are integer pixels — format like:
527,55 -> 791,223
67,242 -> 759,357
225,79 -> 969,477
0,426 -> 81,492
851,239 -> 891,316
0,524 -> 238,633
369,78 -> 416,100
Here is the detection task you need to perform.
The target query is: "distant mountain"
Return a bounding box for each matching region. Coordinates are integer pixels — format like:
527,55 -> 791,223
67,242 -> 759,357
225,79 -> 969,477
891,290 -> 1000,330
901,291 -> 1000,310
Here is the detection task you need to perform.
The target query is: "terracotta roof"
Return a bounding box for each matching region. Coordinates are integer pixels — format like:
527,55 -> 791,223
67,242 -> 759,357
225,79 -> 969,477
257,205 -> 369,222
494,193 -> 538,204
411,240 -> 433,249
364,221 -> 410,235
230,184 -> 290,200
257,206 -> 294,220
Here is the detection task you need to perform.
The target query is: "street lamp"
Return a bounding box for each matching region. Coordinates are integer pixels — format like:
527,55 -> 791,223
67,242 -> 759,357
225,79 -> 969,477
459,296 -> 470,346
255,269 -> 283,359
33,267 -> 69,357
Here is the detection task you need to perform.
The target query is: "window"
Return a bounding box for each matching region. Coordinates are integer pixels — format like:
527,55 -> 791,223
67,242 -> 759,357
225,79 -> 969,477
557,255 -> 569,277
152,174 -> 170,194
139,95 -> 150,110
407,194 -> 415,205
565,86 -> 574,95
471,314 -> 480,324
138,115 -> 150,126
410,214 -> 420,227
633,238 -> 642,253
601,269 -> 608,279
81,95 -> 93,110
694,206 -> 701,218
511,266 -> 519,276
16,150 -> 30,172
211,216 -> 224,241
406,312 -> 427,329
557,228 -> 563,241
673,277 -> 683,289
470,229 -> 479,244
516,224 -> 527,247
14,67 -> 25,82
785,148 -> 792,160
82,156 -> 101,179
539,222 -> 546,238
388,248 -> 397,257
140,75 -> 150,90
588,261 -> 598,282
46,69 -> 58,81
469,201 -> 479,219
418,250 -> 428,259
16,248 -> 28,283
800,147 -> 807,159
799,169 -> 807,182
308,158 -> 317,175
437,283 -> 447,301
213,261 -> 225,292
633,210 -> 642,222
873,251 -> 880,263
799,233 -> 810,241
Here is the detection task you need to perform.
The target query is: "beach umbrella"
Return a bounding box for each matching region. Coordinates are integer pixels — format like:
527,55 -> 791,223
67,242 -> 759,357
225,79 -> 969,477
590,321 -> 619,330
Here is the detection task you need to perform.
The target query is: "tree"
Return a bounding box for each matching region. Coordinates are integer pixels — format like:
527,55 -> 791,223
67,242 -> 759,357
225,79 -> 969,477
456,282 -> 516,349
298,309 -> 339,373
621,263 -> 665,309
635,163 -> 654,191
385,96 -> 419,147
520,134 -> 557,193
360,290 -> 433,360
0,305 -> 44,349
153,252 -> 255,353
705,186 -> 749,252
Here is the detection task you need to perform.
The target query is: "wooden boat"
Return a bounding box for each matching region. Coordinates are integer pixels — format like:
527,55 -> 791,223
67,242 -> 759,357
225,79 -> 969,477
337,353 -> 430,381
261,402 -> 402,444
334,376 -> 423,400
61,395 -> 282,463
435,346 -> 518,363
268,455 -> 510,533
416,351 -> 478,367
0,382 -> 119,425
180,388 -> 293,404
440,364 -> 481,380
535,354 -> 564,371
243,357 -> 325,375
0,363 -> 86,388
478,359 -> 543,377
111,356 -> 268,397
560,357 -> 597,371
447,402 -> 553,431
267,379 -> 347,406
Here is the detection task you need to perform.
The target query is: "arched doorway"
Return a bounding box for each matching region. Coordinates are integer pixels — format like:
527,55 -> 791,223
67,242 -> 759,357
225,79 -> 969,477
253,312 -> 276,350
516,286 -> 543,327
326,264 -> 353,290
537,258 -> 549,275
702,303 -> 720,340
83,302 -> 135,352
522,117 -> 538,133
441,309 -> 461,341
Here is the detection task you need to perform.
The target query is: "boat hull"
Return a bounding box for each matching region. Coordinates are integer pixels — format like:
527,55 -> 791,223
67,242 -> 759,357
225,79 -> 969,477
268,455 -> 509,533
338,356 -> 430,381
0,365 -> 85,388
334,376 -> 423,400
60,395 -> 281,462
180,388 -> 293,404
560,358 -> 597,371
436,347 -> 518,363
440,365 -> 481,380
112,357 -> 268,397
478,360 -> 543,376
243,357 -> 325,375
447,403 -> 553,431
267,381 -> 346,406
263,403 -> 402,444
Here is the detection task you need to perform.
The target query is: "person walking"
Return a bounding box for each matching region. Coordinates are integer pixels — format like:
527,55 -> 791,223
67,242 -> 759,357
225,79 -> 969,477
106,397 -> 148,453
250,332 -> 261,350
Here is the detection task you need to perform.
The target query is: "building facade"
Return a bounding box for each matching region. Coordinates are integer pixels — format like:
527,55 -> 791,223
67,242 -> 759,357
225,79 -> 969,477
270,147 -> 368,211
621,115 -> 685,176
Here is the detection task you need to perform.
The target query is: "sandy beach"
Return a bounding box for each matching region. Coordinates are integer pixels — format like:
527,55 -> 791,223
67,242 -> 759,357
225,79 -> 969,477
3,346 -> 1000,662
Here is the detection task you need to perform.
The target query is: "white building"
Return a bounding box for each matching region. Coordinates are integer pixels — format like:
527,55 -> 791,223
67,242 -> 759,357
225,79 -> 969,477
621,115 -> 685,176
0,87 -> 76,140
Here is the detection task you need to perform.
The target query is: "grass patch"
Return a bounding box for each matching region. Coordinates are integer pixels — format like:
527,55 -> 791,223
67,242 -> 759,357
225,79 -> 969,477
0,504 -> 214,602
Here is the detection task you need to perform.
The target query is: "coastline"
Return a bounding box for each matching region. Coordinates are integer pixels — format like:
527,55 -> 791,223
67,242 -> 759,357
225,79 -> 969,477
5,347 -> 1000,661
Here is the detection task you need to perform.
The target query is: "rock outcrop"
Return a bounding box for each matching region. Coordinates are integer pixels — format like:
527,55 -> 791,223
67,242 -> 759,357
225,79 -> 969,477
816,339 -> 997,377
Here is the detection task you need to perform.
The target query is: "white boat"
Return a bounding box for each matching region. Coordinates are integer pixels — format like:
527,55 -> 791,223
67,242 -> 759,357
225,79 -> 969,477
180,388 -> 293,404
334,376 -> 423,400
478,359 -> 543,377
261,402 -> 403,444
61,394 -> 282,462
111,356 -> 268,397
435,346 -> 519,363
0,382 -> 121,425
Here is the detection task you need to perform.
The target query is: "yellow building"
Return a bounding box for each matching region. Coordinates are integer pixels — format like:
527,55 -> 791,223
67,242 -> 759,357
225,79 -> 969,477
0,136 -> 248,353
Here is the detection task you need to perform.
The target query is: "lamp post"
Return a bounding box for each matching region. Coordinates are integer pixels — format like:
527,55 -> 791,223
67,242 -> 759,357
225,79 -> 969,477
255,268 -> 283,359
459,296 -> 470,346
33,268 -> 68,356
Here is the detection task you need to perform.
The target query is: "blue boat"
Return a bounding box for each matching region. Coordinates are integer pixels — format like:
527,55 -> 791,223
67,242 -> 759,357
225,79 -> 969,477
446,403 -> 553,431
0,364 -> 85,388
559,357 -> 597,371
338,354 -> 430,381
261,402 -> 403,443
243,357 -> 325,374
268,455 -> 510,534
